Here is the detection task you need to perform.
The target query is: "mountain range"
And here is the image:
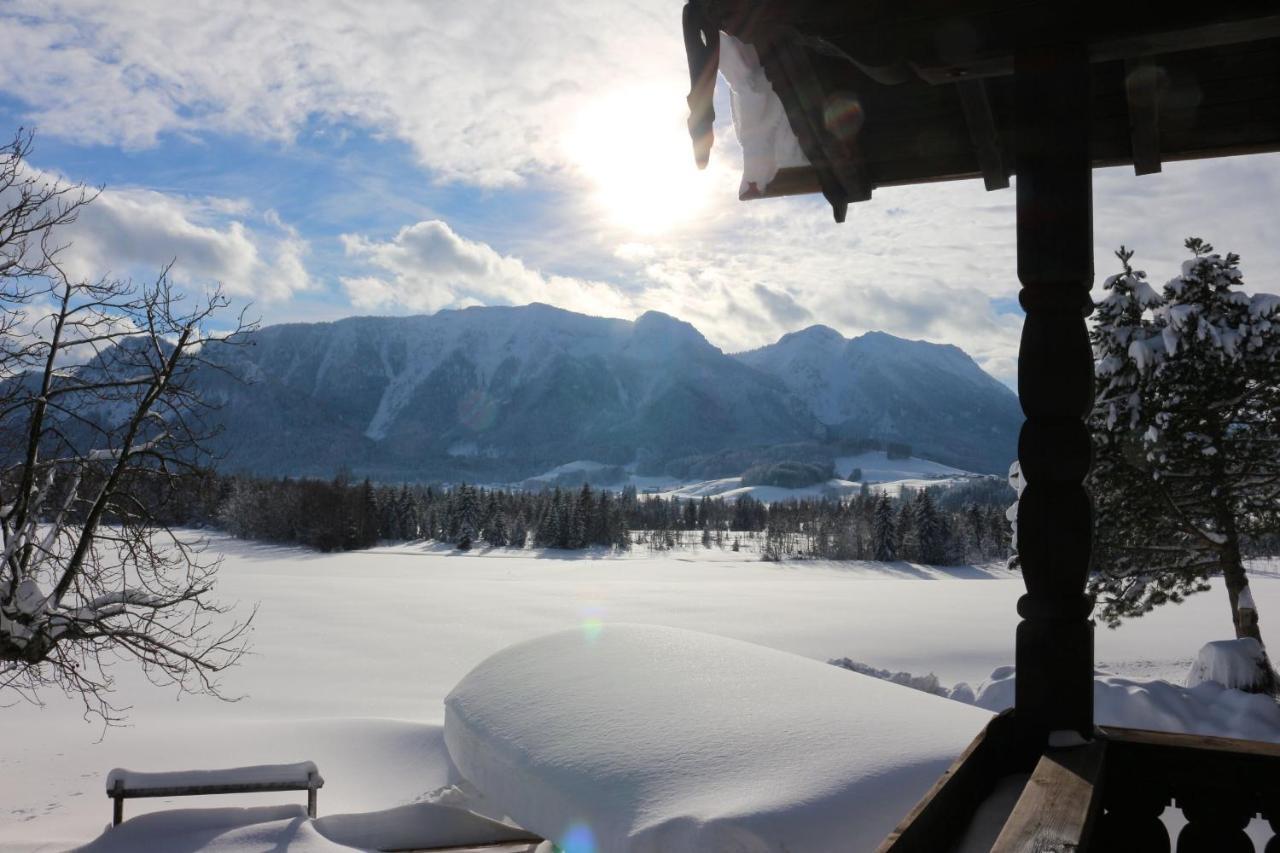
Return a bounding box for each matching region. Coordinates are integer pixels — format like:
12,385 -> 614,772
188,303 -> 1021,482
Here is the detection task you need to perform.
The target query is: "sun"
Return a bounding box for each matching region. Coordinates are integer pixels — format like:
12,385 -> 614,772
565,87 -> 719,235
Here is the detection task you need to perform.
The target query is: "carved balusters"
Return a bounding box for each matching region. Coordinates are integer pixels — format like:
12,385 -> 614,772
1097,788 -> 1171,852
1267,807 -> 1280,853
1175,792 -> 1254,852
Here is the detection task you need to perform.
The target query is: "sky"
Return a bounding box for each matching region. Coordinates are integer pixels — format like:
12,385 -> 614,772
1,0 -> 1277,385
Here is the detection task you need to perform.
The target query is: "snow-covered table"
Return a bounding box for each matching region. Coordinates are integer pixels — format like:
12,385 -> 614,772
444,624 -> 993,853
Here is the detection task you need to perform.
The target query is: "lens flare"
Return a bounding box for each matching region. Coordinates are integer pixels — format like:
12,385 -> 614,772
823,92 -> 865,143
458,389 -> 497,431
580,603 -> 604,643
562,822 -> 597,853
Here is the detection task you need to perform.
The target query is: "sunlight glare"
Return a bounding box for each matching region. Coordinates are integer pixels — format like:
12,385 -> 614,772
566,88 -> 715,235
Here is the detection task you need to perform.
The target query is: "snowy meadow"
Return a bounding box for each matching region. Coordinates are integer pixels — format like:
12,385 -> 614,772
3,537 -> 1277,851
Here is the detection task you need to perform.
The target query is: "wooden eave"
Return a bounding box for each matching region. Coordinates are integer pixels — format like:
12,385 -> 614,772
689,0 -> 1280,208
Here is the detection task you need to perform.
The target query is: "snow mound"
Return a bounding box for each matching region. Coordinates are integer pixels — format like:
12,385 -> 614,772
314,802 -> 539,851
1187,638 -> 1273,692
444,624 -> 992,853
75,801 -> 535,853
972,666 -> 1280,742
74,805 -> 347,852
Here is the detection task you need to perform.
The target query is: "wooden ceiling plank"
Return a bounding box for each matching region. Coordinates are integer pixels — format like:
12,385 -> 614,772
902,12 -> 1280,83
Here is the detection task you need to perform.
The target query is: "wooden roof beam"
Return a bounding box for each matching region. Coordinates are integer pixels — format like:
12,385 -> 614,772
956,79 -> 1010,190
758,38 -> 871,221
1125,57 -> 1162,175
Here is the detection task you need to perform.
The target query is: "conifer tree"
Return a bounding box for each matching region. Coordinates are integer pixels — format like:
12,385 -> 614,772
1089,241 -> 1280,667
895,500 -> 916,561
455,483 -> 478,551
485,510 -> 509,547
912,490 -> 946,565
872,494 -> 897,561
510,514 -> 528,548
682,500 -> 698,531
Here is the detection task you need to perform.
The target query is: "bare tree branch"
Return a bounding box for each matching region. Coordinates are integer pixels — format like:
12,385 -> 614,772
0,129 -> 256,724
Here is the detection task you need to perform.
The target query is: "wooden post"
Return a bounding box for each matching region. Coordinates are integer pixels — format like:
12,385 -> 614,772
307,771 -> 318,819
1013,36 -> 1096,742
111,778 -> 124,826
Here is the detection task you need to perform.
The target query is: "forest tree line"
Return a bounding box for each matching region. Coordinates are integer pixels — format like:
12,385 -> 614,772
140,471 -> 1018,565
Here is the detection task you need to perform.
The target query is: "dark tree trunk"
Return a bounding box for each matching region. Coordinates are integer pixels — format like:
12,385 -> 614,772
1222,554 -> 1264,644
1218,513 -> 1277,694
1215,501 -> 1263,644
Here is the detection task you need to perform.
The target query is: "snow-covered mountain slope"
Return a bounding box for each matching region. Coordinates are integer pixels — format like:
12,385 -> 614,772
149,306 -> 1023,481
197,304 -> 818,481
736,327 -> 1021,473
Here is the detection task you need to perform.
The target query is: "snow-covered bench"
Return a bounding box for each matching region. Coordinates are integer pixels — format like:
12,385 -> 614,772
106,762 -> 324,826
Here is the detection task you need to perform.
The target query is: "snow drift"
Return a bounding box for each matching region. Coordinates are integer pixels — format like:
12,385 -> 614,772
443,624 -> 992,853
972,664 -> 1280,742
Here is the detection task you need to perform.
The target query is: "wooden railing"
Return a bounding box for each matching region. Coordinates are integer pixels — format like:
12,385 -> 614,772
880,714 -> 1280,852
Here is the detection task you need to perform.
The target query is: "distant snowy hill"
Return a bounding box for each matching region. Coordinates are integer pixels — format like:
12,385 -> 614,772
736,326 -> 1021,473
182,305 -> 1019,480
645,450 -> 977,504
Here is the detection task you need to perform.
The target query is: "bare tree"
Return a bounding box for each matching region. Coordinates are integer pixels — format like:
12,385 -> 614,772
0,129 -> 255,723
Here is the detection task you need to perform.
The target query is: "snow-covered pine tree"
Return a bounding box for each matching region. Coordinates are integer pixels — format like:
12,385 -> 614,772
872,494 -> 896,561
570,485 -> 591,549
1089,241 -> 1280,664
396,485 -> 419,540
682,500 -> 698,531
1088,247 -> 1175,608
911,490 -> 946,565
963,503 -> 985,561
455,483 -> 479,551
485,511 -> 509,548
895,499 -> 916,561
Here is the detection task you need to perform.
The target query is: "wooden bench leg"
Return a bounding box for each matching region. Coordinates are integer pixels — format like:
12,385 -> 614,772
112,779 -> 124,826
307,771 -> 317,819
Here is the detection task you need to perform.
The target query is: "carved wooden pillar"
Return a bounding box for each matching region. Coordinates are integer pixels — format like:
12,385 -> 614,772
1013,38 -> 1096,741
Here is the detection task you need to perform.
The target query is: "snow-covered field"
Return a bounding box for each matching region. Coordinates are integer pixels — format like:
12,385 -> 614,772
3,540 -> 1278,851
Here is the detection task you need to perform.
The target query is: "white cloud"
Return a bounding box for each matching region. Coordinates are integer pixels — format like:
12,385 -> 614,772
340,219 -> 634,318
61,185 -> 312,301
0,160 -> 312,302
0,0 -> 688,188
